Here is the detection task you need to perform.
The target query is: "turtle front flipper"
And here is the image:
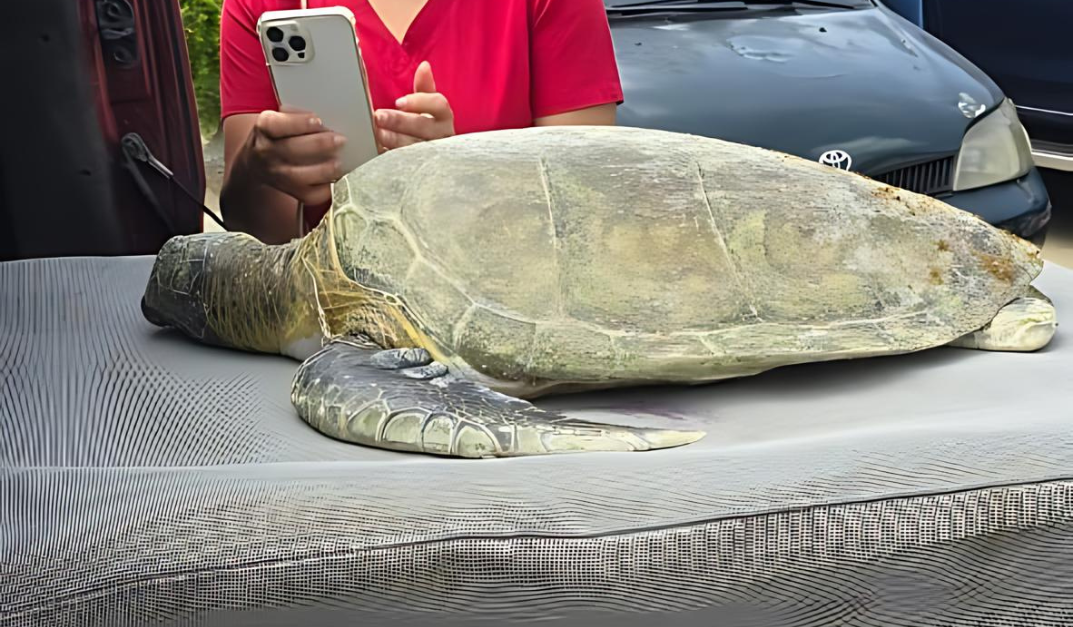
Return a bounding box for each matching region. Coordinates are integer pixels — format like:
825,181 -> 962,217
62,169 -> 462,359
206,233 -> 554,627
291,339 -> 705,458
948,286 -> 1058,352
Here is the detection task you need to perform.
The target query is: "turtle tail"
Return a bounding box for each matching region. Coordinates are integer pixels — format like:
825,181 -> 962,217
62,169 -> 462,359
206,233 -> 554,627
141,231 -> 326,358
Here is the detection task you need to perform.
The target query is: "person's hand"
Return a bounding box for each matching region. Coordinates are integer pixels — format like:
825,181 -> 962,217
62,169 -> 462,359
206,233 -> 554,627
239,107 -> 346,207
374,61 -> 455,150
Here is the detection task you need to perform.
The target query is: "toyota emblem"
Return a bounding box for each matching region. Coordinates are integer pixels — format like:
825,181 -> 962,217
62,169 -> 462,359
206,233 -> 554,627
818,150 -> 853,171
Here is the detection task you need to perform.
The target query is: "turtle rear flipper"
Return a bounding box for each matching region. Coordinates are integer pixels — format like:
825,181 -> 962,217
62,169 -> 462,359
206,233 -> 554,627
949,286 -> 1058,352
291,340 -> 705,458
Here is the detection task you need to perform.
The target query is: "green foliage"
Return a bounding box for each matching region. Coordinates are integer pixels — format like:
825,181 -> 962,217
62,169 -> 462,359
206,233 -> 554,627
180,0 -> 223,136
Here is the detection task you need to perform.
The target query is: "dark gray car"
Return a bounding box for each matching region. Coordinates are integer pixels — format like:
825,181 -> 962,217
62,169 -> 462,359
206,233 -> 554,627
607,0 -> 1052,244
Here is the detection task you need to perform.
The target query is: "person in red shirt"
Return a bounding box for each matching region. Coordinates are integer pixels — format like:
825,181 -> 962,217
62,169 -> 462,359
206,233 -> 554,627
219,0 -> 625,244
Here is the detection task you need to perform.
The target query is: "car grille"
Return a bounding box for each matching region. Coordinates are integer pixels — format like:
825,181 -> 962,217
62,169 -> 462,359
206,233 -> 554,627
874,156 -> 955,196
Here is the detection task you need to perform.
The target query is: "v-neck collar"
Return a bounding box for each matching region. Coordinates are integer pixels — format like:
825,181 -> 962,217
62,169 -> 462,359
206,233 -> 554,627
356,0 -> 443,53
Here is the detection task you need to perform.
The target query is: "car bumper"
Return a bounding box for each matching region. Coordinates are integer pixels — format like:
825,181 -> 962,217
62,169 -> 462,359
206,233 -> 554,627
938,168 -> 1052,247
1034,148 -> 1073,173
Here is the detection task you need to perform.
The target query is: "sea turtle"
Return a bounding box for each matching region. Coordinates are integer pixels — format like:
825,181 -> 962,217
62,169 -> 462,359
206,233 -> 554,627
141,126 -> 1057,459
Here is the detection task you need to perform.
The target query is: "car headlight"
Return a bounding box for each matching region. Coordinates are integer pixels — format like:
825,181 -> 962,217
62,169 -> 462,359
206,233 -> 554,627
953,98 -> 1034,192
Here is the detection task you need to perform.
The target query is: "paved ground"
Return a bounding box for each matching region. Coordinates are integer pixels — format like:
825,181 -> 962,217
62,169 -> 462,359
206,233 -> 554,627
198,132 -> 1073,268
202,131 -> 226,234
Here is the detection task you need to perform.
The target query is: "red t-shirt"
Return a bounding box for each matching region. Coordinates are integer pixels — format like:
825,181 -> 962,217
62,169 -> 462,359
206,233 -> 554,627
220,0 -> 625,227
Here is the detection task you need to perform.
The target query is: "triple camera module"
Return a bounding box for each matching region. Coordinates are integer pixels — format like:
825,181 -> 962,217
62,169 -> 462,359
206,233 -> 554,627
266,25 -> 309,63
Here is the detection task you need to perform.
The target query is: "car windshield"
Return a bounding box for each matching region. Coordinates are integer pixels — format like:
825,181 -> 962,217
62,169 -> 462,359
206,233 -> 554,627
605,0 -> 872,11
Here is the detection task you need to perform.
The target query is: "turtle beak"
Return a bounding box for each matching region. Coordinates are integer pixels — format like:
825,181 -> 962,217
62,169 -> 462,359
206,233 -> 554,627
141,235 -> 213,341
140,294 -> 168,327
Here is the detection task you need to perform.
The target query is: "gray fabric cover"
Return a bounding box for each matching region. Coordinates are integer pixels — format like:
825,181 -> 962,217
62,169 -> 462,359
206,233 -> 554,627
2,256 -> 1072,627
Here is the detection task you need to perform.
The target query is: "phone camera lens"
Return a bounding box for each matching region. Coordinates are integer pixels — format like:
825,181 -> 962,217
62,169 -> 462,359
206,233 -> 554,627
271,47 -> 290,62
289,36 -> 307,52
267,26 -> 284,43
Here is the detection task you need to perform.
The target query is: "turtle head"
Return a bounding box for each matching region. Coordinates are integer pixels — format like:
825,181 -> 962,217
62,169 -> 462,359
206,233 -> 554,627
142,231 -> 326,355
141,234 -> 219,343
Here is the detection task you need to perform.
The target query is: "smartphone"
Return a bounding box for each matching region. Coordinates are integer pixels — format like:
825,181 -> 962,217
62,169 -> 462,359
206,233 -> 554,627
257,7 -> 379,175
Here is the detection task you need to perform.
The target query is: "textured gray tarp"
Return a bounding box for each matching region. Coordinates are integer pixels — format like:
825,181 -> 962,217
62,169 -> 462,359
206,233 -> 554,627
2,256 -> 1073,627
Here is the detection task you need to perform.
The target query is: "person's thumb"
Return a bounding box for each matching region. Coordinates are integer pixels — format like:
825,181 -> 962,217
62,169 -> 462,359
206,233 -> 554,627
413,60 -> 436,94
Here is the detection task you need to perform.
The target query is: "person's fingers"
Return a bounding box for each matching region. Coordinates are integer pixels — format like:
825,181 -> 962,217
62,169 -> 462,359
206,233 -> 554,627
413,60 -> 436,94
298,183 -> 333,207
273,131 -> 346,166
279,160 -> 343,187
375,109 -> 450,142
264,159 -> 343,199
376,111 -> 429,142
373,74 -> 455,151
255,109 -> 324,140
376,126 -> 423,151
395,92 -> 452,120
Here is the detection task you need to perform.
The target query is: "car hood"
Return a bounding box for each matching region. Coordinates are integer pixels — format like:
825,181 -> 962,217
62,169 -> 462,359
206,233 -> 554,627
610,5 -> 1004,174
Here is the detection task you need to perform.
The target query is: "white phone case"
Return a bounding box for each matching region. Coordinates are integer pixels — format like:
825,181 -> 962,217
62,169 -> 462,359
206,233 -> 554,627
257,7 -> 379,175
